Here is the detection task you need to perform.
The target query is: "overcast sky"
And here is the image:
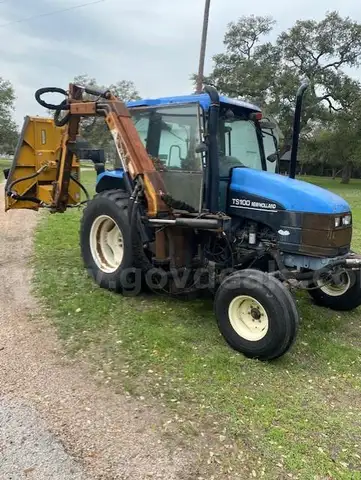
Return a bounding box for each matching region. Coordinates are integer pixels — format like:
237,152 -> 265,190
1,0 -> 361,125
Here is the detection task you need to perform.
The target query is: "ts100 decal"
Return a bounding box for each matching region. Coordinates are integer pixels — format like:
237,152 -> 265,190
231,197 -> 278,211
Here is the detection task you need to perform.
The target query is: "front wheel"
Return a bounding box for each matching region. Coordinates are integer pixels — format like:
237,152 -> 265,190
80,189 -> 142,295
214,269 -> 299,361
309,270 -> 361,311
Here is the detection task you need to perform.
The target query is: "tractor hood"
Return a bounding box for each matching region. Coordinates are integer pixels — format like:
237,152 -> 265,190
230,168 -> 350,214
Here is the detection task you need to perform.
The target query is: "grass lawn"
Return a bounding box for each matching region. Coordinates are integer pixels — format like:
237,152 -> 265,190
0,157 -> 11,174
32,173 -> 361,479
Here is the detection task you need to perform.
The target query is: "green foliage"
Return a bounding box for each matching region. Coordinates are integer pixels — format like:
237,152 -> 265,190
300,94 -> 361,181
277,12 -> 361,123
0,77 -> 18,154
199,15 -> 280,107
202,12 -> 361,180
73,74 -> 140,102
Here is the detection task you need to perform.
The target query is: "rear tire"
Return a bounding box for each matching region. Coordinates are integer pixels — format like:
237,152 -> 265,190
214,269 -> 299,361
80,189 -> 142,295
309,270 -> 361,311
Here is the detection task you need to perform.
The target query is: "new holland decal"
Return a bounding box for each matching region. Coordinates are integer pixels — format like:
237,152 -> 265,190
231,198 -> 278,211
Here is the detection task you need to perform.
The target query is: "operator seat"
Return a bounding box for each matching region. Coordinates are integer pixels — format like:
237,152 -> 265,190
219,154 -> 244,211
219,154 -> 244,177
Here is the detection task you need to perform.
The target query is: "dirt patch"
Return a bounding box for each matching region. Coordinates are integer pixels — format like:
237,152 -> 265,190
0,185 -> 196,479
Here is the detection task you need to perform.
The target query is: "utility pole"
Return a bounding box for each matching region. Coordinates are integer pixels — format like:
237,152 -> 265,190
196,0 -> 211,94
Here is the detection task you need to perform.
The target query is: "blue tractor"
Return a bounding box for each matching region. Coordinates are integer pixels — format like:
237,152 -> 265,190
4,82 -> 361,361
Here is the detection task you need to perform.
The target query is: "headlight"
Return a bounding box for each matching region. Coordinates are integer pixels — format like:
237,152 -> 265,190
343,214 -> 352,226
334,217 -> 341,227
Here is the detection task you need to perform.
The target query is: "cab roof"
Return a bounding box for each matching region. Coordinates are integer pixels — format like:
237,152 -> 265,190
126,93 -> 261,113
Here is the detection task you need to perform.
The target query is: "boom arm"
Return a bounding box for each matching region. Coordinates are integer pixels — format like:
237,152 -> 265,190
5,83 -> 169,216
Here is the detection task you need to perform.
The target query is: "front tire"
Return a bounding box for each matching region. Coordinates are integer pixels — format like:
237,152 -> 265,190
80,189 -> 142,295
309,270 -> 361,311
214,269 -> 299,361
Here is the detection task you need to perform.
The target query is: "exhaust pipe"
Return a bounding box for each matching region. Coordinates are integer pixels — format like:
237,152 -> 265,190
203,85 -> 220,213
289,79 -> 309,179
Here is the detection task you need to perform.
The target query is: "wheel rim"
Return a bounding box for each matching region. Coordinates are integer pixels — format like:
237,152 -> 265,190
228,295 -> 269,342
89,215 -> 124,273
318,271 -> 351,297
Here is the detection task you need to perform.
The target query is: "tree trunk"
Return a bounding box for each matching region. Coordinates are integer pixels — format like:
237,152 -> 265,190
341,162 -> 352,184
332,167 -> 336,179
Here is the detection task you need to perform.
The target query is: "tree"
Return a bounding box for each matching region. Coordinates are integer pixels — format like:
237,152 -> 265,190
73,74 -> 140,102
193,15 -> 280,107
72,74 -> 141,163
0,78 -> 18,154
276,13 -> 361,130
301,106 -> 361,183
203,12 -> 361,181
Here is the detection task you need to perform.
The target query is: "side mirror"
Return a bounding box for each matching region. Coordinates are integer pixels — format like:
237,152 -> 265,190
195,142 -> 208,154
267,153 -> 278,163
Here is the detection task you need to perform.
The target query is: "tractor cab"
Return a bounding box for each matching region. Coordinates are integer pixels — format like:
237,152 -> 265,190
125,93 -> 278,213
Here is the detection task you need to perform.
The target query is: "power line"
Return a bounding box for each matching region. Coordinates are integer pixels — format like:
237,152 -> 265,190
0,0 -> 106,28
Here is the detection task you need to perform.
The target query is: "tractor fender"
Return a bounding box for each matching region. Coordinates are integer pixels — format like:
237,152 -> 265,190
95,169 -> 125,193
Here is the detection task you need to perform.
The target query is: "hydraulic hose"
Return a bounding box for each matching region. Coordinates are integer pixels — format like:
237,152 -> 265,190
7,194 -> 43,205
35,87 -> 70,111
130,192 -> 153,272
6,166 -> 89,209
54,100 -> 71,127
128,182 -> 142,224
5,164 -> 48,195
69,173 -> 90,203
35,87 -> 71,126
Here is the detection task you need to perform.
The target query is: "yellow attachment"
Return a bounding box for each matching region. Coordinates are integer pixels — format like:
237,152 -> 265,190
4,116 -> 81,211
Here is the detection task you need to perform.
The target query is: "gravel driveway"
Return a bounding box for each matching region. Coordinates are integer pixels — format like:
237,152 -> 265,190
0,184 -> 193,480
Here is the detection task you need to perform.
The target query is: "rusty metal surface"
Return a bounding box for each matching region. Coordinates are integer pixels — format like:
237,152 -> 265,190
53,115 -> 81,211
105,109 -> 158,175
167,227 -> 187,268
48,83 -> 169,216
155,230 -> 167,260
104,108 -> 168,216
111,101 -> 132,118
70,103 -> 97,115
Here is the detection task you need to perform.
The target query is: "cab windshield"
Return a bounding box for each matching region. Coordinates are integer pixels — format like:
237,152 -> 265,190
219,116 -> 264,175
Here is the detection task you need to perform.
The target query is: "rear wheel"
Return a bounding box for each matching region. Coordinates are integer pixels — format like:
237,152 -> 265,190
309,270 -> 361,311
214,269 -> 299,361
80,189 -> 142,295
